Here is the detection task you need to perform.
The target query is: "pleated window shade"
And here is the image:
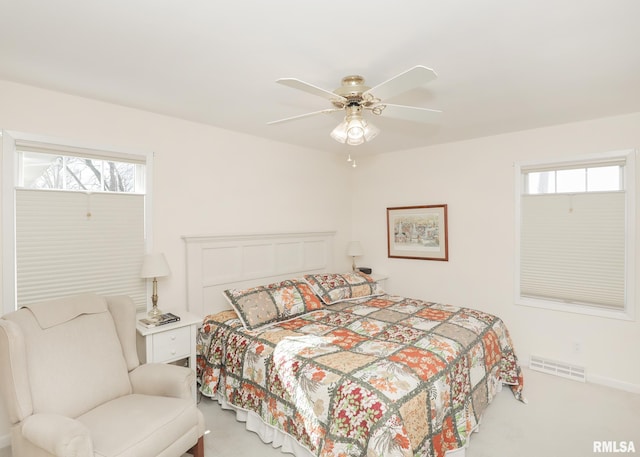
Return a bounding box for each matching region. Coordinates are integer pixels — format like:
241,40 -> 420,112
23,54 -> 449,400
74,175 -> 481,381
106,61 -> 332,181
520,191 -> 626,309
15,189 -> 146,308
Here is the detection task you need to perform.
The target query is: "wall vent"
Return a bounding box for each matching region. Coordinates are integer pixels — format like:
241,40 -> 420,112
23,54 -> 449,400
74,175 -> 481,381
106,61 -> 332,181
529,355 -> 586,382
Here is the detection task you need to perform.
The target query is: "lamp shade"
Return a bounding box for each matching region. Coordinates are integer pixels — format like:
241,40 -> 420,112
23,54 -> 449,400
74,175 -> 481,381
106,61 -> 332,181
346,241 -> 364,257
140,253 -> 171,278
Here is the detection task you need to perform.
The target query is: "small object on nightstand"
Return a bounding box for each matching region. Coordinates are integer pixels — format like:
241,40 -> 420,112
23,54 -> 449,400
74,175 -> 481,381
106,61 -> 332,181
358,267 -> 372,274
138,312 -> 181,328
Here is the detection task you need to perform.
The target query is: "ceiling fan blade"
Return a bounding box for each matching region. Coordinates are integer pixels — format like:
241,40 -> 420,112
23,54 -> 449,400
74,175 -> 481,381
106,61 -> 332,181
267,108 -> 342,125
364,65 -> 438,101
276,78 -> 347,103
374,103 -> 442,123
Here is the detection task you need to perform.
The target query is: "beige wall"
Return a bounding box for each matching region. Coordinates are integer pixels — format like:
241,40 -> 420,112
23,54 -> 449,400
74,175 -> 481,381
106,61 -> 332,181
1,78 -> 639,445
0,79 -> 354,306
0,80 -> 353,443
351,112 -> 640,392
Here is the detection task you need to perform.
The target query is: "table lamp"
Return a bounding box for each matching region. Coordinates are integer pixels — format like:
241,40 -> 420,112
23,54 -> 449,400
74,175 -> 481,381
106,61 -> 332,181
346,241 -> 364,272
140,253 -> 171,317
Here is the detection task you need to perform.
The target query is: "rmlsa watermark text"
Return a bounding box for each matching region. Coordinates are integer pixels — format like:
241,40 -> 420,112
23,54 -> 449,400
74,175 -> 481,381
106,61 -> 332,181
594,441 -> 636,453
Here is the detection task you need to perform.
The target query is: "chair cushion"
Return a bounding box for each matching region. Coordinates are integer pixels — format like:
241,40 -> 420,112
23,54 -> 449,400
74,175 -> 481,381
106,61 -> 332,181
4,295 -> 131,418
77,394 -> 201,457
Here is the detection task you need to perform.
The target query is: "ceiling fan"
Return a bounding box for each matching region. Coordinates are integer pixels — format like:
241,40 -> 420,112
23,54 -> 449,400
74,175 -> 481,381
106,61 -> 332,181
268,65 -> 442,146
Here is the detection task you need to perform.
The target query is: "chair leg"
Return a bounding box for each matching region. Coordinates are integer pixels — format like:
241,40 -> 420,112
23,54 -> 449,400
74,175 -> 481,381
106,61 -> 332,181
188,436 -> 204,457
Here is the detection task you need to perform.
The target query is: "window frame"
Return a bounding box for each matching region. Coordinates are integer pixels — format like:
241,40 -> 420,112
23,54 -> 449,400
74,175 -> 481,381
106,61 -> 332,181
514,149 -> 636,321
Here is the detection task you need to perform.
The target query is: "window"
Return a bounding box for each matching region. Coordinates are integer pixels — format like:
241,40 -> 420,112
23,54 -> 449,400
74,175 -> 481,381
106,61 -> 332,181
525,165 -> 622,194
2,131 -> 152,313
21,151 -> 142,193
515,150 -> 636,320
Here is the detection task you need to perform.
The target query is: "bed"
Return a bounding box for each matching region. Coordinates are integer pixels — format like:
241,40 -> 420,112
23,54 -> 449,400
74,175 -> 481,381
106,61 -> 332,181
184,232 -> 525,457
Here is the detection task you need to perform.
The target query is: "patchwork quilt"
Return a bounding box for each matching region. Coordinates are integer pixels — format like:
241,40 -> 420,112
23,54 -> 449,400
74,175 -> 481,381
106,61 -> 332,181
197,295 -> 525,457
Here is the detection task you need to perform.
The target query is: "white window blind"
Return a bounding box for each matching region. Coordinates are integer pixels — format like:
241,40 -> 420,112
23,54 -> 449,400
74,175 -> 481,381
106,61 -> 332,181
520,192 -> 626,309
15,189 -> 146,308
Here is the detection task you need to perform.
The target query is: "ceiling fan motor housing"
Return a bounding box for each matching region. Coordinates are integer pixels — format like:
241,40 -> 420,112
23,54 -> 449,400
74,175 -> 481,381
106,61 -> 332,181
332,75 -> 371,107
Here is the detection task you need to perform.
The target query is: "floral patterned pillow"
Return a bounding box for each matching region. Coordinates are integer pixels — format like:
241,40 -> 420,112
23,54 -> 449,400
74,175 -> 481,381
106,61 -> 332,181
223,279 -> 324,330
304,272 -> 384,305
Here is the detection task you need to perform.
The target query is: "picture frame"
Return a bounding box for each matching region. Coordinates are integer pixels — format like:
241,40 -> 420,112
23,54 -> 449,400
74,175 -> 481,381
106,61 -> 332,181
387,204 -> 448,261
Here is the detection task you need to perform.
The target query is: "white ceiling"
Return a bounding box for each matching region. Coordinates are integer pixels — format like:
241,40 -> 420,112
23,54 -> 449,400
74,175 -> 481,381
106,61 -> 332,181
1,0 -> 639,156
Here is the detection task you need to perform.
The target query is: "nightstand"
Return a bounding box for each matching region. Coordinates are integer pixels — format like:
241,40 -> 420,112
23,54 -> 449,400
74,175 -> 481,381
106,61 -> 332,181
370,273 -> 389,290
135,310 -> 201,370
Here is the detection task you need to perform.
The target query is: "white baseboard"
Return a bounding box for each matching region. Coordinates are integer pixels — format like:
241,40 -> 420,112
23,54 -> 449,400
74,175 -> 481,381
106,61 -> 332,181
588,374 -> 640,394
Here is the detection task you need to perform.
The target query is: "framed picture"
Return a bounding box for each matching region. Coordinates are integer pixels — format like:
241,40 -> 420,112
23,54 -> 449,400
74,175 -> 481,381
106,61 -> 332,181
387,204 -> 448,261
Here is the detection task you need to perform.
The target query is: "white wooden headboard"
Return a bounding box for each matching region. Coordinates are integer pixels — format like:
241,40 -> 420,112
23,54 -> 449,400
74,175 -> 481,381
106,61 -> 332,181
182,231 -> 335,317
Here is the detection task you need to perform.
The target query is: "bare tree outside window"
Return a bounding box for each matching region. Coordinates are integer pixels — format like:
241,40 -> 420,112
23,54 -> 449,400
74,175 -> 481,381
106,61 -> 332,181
22,152 -> 138,193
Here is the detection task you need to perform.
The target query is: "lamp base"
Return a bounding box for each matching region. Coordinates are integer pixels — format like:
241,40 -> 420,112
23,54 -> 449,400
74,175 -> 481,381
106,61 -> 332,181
148,305 -> 162,318
148,281 -> 162,317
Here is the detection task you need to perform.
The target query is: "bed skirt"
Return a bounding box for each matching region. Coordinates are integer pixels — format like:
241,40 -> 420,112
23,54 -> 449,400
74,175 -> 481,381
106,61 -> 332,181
212,392 -> 477,457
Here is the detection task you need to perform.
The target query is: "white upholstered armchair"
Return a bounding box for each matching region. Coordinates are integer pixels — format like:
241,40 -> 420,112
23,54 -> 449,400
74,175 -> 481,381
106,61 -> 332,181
0,294 -> 205,457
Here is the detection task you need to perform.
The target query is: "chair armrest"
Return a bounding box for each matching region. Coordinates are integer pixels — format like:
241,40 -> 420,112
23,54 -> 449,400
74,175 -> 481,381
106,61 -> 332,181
22,413 -> 93,457
129,363 -> 194,400
0,319 -> 34,423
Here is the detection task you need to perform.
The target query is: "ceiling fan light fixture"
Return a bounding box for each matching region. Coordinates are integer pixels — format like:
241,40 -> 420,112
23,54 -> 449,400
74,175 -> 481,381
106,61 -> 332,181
331,107 -> 379,146
346,134 -> 365,146
346,117 -> 379,145
330,121 -> 348,143
346,117 -> 365,141
363,121 -> 379,142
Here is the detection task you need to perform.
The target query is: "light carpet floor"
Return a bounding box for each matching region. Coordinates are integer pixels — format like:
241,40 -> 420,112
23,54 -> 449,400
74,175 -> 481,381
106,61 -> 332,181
2,368 -> 639,457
